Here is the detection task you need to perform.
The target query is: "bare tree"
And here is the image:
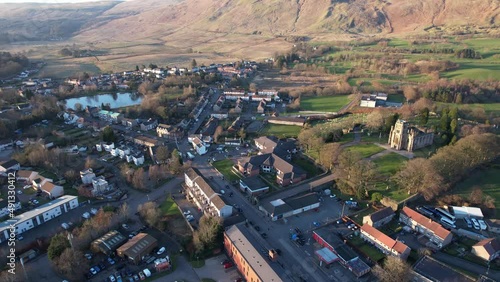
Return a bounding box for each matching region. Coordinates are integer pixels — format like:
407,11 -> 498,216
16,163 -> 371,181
85,156 -> 95,169
118,203 -> 130,222
213,125 -> 224,143
155,146 -> 170,164
374,256 -> 411,282
393,158 -> 444,200
193,215 -> 223,253
403,86 -> 419,103
365,109 -> 386,132
64,169 -> 78,184
318,143 -> 342,170
132,168 -> 145,190
469,186 -> 483,205
53,249 -> 89,281
138,202 -> 162,228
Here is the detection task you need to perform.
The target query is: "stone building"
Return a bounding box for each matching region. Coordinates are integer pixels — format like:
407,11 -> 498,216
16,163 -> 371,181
388,120 -> 434,152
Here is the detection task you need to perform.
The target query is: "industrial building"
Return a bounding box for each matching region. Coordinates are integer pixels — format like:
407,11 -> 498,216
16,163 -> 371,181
91,230 -> 128,255
117,233 -> 158,264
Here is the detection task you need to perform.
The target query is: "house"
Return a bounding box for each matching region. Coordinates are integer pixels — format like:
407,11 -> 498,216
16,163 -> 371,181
210,112 -> 229,119
233,98 -> 244,113
117,233 -> 158,264
80,168 -> 96,185
360,224 -> 411,259
133,136 -> 159,147
213,96 -> 225,112
472,238 -> 500,261
257,100 -> 266,113
388,120 -> 434,152
92,176 -> 109,195
130,153 -> 145,166
201,117 -> 219,141
96,142 -> 115,152
359,93 -> 389,108
0,197 -> 21,217
239,176 -> 269,196
16,170 -> 39,183
156,124 -> 183,140
267,117 -> 305,127
227,116 -> 243,133
238,136 -> 303,186
0,196 -> 79,243
0,159 -> 20,173
312,227 -> 371,277
184,168 -> 233,218
98,110 -> 122,122
121,118 -> 137,128
224,224 -> 284,282
140,119 -> 158,131
41,181 -> 64,198
363,207 -> 395,228
32,176 -> 52,190
191,136 -> 208,155
91,230 -> 128,256
399,207 -> 453,249
260,193 -> 319,221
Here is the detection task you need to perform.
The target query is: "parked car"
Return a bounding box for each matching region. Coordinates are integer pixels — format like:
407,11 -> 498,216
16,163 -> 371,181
108,257 -> 116,265
138,272 -> 145,280
220,189 -> 225,195
221,259 -> 230,265
89,267 -> 98,275
183,210 -> 191,215
157,247 -> 166,255
109,275 -> 116,282
223,262 -> 234,269
133,275 -> 139,281
90,208 -> 98,215
82,212 -> 91,219
84,253 -> 93,260
99,262 -> 106,270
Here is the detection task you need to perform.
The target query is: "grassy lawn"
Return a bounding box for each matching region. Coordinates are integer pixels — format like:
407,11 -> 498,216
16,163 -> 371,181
450,166 -> 500,214
292,157 -> 322,177
339,132 -> 355,144
371,182 -> 410,203
159,197 -> 181,216
300,95 -> 351,112
349,235 -> 386,262
347,143 -> 385,158
212,159 -> 240,182
260,124 -> 302,138
373,153 -> 408,175
360,131 -> 387,143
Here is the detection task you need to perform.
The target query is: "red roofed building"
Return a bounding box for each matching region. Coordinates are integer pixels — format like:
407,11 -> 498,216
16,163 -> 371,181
360,224 -> 410,260
399,207 -> 453,249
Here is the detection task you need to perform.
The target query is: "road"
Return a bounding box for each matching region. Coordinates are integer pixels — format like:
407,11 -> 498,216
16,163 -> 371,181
432,252 -> 500,280
193,160 -> 334,282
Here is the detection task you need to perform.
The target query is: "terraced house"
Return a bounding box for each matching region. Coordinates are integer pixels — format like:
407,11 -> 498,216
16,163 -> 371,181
399,207 -> 453,249
184,168 -> 233,218
360,224 -> 411,260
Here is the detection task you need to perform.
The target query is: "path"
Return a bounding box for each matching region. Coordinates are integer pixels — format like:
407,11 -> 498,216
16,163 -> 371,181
372,143 -> 414,159
432,252 -> 500,280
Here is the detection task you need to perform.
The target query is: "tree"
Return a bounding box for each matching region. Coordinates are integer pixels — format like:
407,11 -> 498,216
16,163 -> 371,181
318,143 -> 341,170
132,168 -> 145,190
101,126 -> 116,143
374,256 -> 411,282
336,150 -> 376,198
138,202 -> 162,228
64,169 -> 78,184
393,158 -> 444,200
77,185 -> 93,197
469,186 -> 483,205
365,110 -> 385,132
238,128 -> 247,140
193,215 -> 223,253
52,248 -> 89,281
155,146 -> 170,164
169,149 -> 182,175
440,108 -> 450,132
74,102 -> 83,112
419,107 -> 429,126
48,233 -> 70,260
213,125 -> 224,143
403,86 -> 419,103
85,156 -> 95,169
191,59 -> 197,68
118,202 -> 130,221
371,192 -> 383,202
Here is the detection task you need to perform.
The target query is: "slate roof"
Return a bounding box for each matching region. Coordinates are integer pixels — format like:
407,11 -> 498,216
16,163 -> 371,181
262,192 -> 318,216
365,207 -> 394,223
1,159 -> 19,169
474,238 -> 500,257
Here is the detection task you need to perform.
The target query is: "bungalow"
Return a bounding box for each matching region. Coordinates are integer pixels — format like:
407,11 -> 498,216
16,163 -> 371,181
363,207 -> 395,228
40,181 -> 64,199
0,159 -> 20,173
472,238 -> 500,262
360,224 -> 410,260
140,119 -> 158,131
16,170 -> 39,183
399,207 -> 453,249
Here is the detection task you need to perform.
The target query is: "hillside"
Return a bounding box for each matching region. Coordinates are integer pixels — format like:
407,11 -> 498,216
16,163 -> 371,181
0,0 -> 497,45
74,0 -> 499,42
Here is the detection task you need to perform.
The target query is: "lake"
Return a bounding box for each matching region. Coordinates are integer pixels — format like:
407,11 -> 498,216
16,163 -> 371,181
62,92 -> 143,110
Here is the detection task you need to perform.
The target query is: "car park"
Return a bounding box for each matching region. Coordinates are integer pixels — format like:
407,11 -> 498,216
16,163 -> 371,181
99,262 -> 106,270
220,189 -> 225,195
183,211 -> 191,215
89,267 -> 97,275
108,257 -> 116,265
138,272 -> 145,280
109,275 -> 116,282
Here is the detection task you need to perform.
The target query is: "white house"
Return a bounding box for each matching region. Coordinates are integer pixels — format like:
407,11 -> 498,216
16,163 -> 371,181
191,137 -> 208,155
41,181 -> 64,199
131,154 -> 145,166
0,196 -> 79,243
92,176 -> 108,195
80,168 -> 96,185
184,168 -> 233,218
0,159 -> 20,174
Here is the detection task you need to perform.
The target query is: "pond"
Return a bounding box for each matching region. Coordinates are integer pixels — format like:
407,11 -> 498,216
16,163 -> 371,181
62,92 -> 142,110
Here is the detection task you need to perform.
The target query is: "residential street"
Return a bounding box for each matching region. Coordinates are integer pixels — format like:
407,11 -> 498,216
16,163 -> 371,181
432,252 -> 500,280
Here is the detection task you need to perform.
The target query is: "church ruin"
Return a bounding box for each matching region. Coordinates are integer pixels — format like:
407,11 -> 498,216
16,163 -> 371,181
388,120 -> 434,152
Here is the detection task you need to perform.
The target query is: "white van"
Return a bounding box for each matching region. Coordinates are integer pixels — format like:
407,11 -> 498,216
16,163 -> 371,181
61,223 -> 70,230
142,268 -> 152,278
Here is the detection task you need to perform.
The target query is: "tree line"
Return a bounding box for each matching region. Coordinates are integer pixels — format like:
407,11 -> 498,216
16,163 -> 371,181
0,51 -> 30,78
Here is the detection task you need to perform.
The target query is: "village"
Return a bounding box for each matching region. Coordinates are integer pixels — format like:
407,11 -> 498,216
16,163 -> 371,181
0,55 -> 499,282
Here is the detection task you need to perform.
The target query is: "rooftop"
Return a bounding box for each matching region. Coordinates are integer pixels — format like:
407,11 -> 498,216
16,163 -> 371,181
360,224 -> 410,255
474,238 -> 500,256
240,176 -> 269,190
364,207 -> 394,223
401,207 -> 451,240
225,224 -> 284,282
117,233 -> 157,257
0,195 -> 78,232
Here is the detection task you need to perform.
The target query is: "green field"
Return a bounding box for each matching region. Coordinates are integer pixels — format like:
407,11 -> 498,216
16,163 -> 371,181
450,167 -> 500,215
292,157 -> 322,177
261,124 -> 302,138
347,143 -> 385,159
300,95 -> 351,112
159,197 -> 181,216
212,159 -> 240,182
373,153 -> 408,175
